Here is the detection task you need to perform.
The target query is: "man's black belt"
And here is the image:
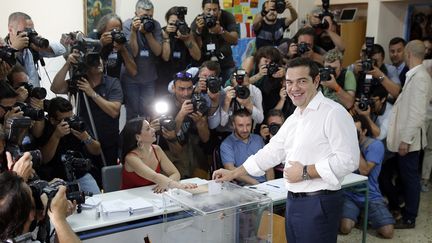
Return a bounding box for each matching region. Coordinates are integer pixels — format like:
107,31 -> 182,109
288,189 -> 339,198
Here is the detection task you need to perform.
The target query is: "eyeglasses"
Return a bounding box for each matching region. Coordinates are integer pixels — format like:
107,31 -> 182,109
174,71 -> 193,81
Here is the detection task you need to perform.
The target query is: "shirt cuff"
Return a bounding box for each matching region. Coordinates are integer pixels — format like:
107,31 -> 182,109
314,157 -> 340,186
243,156 -> 266,177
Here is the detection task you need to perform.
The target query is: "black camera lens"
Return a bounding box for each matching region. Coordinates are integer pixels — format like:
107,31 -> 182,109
141,16 -> 155,32
175,20 -> 190,35
319,67 -> 335,82
266,62 -> 279,77
20,28 -> 49,49
206,76 -> 221,94
64,116 -> 85,132
204,14 -> 217,29
0,46 -> 17,66
235,86 -> 250,99
297,42 -> 310,55
111,29 -> 127,44
268,123 -> 281,136
274,0 -> 286,14
191,94 -> 209,115
15,102 -> 44,121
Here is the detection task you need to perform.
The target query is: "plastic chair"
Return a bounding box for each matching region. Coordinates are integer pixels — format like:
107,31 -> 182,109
101,164 -> 122,193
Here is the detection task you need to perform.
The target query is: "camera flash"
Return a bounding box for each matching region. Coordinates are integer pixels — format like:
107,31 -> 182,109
155,101 -> 169,114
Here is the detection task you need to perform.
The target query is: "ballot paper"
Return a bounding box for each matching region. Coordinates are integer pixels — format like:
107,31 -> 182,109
100,198 -> 155,219
82,197 -> 101,209
208,180 -> 222,195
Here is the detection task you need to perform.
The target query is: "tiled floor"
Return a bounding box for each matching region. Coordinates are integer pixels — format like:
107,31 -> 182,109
338,190 -> 432,242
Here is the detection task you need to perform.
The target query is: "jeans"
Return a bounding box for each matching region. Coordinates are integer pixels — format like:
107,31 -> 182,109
77,173 -> 101,195
397,151 -> 421,221
123,81 -> 155,120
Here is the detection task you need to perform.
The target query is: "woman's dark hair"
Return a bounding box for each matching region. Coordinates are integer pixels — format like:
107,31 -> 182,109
165,7 -> 185,22
0,171 -> 32,241
121,117 -> 146,163
96,13 -> 123,35
254,46 -> 283,66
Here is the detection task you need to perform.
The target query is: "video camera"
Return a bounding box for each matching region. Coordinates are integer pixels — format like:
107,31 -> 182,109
0,46 -> 18,66
17,28 -> 49,49
314,0 -> 334,30
233,69 -> 250,99
361,37 -> 375,72
191,93 -> 209,115
6,117 -> 43,169
141,15 -> 155,32
206,76 -> 221,94
111,29 -> 127,44
266,62 -> 280,77
319,66 -> 336,81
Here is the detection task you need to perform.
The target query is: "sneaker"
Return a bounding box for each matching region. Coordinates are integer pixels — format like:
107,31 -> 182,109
421,182 -> 429,192
394,218 -> 415,229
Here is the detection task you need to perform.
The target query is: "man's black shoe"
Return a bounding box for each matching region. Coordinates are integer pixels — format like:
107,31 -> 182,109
394,218 -> 415,229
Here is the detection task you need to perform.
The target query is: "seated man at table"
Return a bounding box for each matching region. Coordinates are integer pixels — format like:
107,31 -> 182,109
340,115 -> 394,239
220,109 -> 274,185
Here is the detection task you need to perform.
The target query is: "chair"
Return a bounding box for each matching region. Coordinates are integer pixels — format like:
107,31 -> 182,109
210,147 -> 224,176
101,164 -> 122,193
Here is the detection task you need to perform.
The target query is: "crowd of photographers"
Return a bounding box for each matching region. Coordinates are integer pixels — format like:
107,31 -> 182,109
1,0 -> 432,241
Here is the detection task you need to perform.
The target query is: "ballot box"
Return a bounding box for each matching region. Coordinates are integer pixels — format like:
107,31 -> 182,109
161,181 -> 273,243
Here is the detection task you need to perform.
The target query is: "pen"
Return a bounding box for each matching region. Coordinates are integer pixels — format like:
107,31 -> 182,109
266,183 -> 280,188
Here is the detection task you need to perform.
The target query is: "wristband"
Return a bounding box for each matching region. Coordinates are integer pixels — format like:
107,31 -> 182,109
334,84 -> 341,93
83,136 -> 93,145
219,26 -> 225,35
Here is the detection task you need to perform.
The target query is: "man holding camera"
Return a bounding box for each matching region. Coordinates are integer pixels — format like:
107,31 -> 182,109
291,27 -> 324,65
6,12 -> 66,87
192,0 -> 239,82
37,97 -> 101,194
220,109 -> 274,185
122,0 -> 162,119
387,40 -> 432,229
253,0 -> 298,50
320,49 -> 356,109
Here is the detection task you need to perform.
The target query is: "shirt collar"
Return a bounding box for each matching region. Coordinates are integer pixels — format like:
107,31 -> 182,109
231,132 -> 250,144
405,64 -> 423,82
394,62 -> 406,73
293,91 -> 324,116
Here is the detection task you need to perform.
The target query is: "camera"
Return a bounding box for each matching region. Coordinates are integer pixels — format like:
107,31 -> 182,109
20,82 -> 47,100
206,76 -> 221,94
297,42 -> 310,55
64,115 -> 85,132
357,74 -> 374,111
140,15 -> 155,33
233,69 -> 250,99
314,0 -> 334,30
361,37 -> 375,72
266,62 -> 279,77
8,146 -> 42,170
273,0 -> 286,14
15,102 -> 44,121
61,150 -> 92,179
176,6 -> 188,19
0,46 -> 18,66
159,115 -> 176,131
175,20 -> 190,35
17,28 -> 49,49
203,14 -> 217,29
268,123 -> 281,136
111,29 -> 127,44
191,93 -> 209,115
319,67 -> 336,81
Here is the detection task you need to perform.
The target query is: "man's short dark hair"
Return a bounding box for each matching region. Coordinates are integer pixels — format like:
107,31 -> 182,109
47,97 -> 73,119
6,64 -> 27,86
202,0 -> 220,8
266,109 -> 285,124
0,171 -> 32,241
353,114 -> 372,134
8,12 -> 31,26
232,108 -> 251,120
371,85 -> 388,99
372,44 -> 385,58
294,27 -> 316,45
389,37 -> 406,47
254,46 -> 283,66
0,81 -> 18,100
200,61 -> 221,76
286,57 -> 320,80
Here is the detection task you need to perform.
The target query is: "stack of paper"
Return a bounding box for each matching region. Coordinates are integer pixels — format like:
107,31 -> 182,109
127,198 -> 154,215
100,198 -> 155,219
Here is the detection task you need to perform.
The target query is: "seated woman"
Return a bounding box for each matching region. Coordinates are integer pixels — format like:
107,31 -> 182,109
121,117 -> 197,192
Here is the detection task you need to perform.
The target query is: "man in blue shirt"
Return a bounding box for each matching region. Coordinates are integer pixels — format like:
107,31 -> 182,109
340,115 -> 394,239
220,109 -> 274,185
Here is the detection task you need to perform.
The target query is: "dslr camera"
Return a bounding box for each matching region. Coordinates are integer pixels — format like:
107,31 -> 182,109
361,37 -> 375,73
319,67 -> 336,81
176,6 -> 188,19
19,82 -> 47,100
0,46 -> 18,66
357,74 -> 375,111
203,14 -> 217,29
175,20 -> 190,35
64,115 -> 86,132
6,117 -> 43,169
314,0 -> 334,30
266,62 -> 280,77
191,93 -> 209,115
268,123 -> 281,136
141,15 -> 155,32
17,28 -> 49,49
233,69 -> 250,99
15,102 -> 45,121
159,115 -> 176,131
206,76 -> 221,94
297,42 -> 310,55
111,29 -> 127,44
273,0 -> 286,14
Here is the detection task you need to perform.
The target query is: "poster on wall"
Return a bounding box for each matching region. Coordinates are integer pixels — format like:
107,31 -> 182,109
406,4 -> 432,41
83,0 -> 116,34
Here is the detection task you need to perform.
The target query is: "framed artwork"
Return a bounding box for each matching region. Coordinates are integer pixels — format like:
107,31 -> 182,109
406,4 -> 432,41
83,0 -> 116,34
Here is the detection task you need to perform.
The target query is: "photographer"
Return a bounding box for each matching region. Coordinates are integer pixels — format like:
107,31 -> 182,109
221,69 -> 264,130
308,7 -> 345,53
259,109 -> 285,143
122,0 -> 162,119
253,0 -> 298,50
6,12 -> 66,87
158,6 -> 201,96
0,37 -> 13,81
51,50 -> 123,167
191,0 -> 239,82
162,71 -> 210,178
93,13 -> 137,79
242,46 -> 285,115
350,43 -> 401,100
290,27 -> 324,65
320,49 -> 356,109
37,97 -> 101,194
0,171 -> 80,243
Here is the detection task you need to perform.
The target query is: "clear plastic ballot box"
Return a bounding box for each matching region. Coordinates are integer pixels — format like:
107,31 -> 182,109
161,181 -> 273,243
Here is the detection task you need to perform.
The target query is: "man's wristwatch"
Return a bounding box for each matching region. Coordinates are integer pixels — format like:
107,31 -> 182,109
378,75 -> 385,83
302,165 -> 311,180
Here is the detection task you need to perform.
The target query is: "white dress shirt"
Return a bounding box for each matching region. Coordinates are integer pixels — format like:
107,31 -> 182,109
243,91 -> 359,192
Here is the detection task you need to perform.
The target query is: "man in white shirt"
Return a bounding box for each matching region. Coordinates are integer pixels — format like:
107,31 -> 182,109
213,57 -> 359,242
